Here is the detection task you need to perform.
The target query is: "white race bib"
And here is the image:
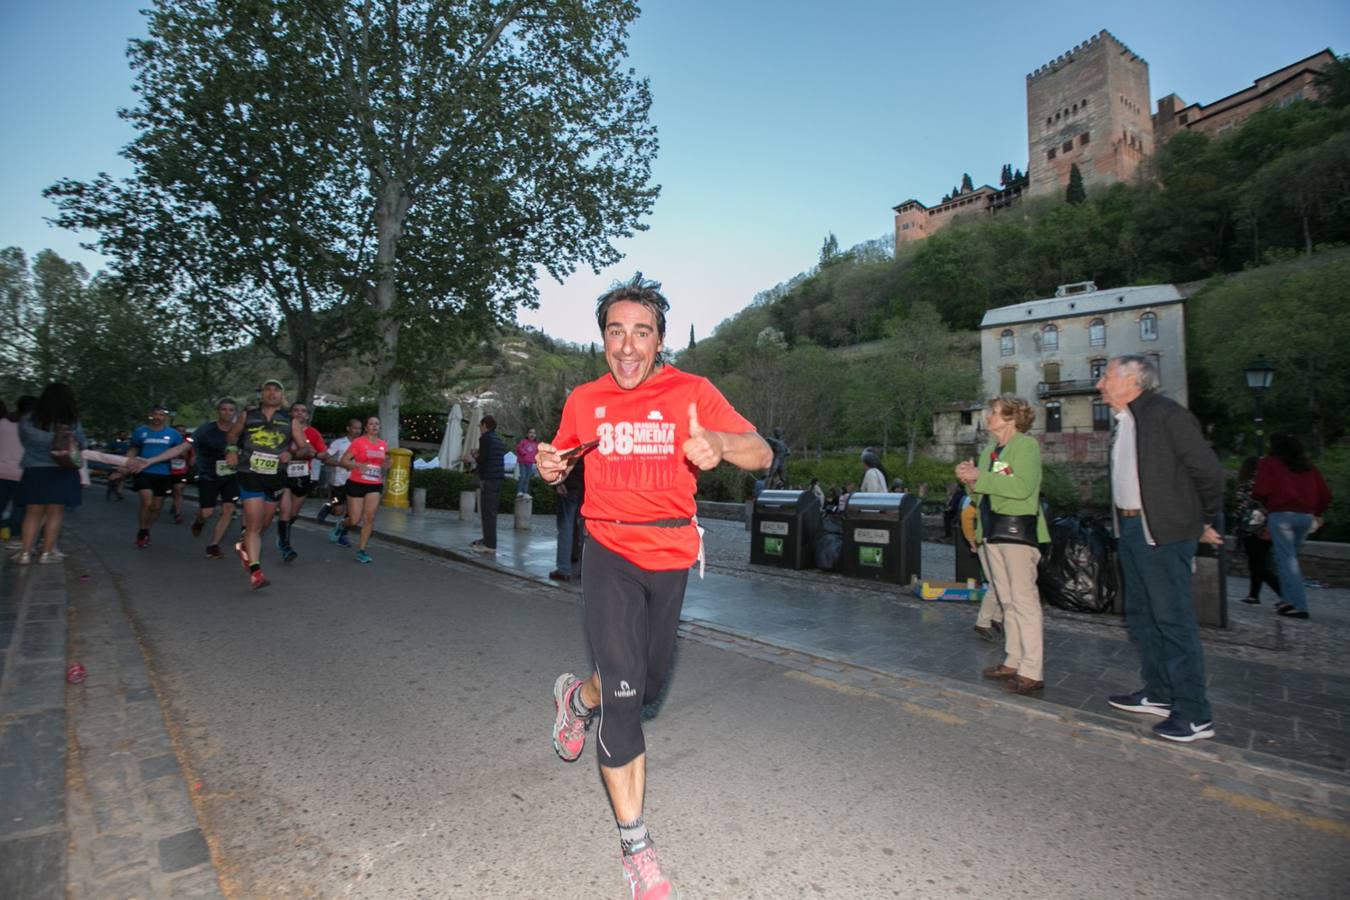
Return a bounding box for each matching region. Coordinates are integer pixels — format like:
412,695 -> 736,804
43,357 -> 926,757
215,460 -> 235,477
361,464 -> 383,482
250,452 -> 279,475
287,461 -> 310,477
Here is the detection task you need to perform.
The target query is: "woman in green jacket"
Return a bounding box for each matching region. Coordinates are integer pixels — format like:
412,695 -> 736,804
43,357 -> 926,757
956,394 -> 1050,694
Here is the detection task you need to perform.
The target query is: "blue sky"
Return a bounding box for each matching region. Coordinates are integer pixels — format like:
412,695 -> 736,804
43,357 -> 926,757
2,0 -> 1347,347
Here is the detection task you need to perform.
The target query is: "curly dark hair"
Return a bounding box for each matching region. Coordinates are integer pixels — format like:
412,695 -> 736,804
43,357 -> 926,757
595,273 -> 670,346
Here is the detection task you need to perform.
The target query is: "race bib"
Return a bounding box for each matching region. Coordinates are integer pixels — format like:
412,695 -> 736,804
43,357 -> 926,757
170,458 -> 188,474
215,460 -> 235,477
250,452 -> 279,475
361,464 -> 383,482
287,461 -> 310,477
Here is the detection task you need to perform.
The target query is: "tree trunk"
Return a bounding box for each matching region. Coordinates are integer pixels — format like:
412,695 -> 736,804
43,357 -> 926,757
373,177 -> 411,448
906,424 -> 918,467
1302,213 -> 1313,258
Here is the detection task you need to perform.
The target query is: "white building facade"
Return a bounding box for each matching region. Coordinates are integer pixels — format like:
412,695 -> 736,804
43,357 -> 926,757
977,282 -> 1188,463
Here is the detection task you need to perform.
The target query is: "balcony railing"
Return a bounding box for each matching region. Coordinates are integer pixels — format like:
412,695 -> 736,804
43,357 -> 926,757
1037,379 -> 1099,398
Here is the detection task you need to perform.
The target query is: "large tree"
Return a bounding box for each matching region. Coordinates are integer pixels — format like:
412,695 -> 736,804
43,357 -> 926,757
49,0 -> 658,445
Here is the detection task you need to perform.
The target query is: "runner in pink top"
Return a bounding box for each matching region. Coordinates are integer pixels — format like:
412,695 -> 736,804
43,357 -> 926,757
333,416 -> 387,564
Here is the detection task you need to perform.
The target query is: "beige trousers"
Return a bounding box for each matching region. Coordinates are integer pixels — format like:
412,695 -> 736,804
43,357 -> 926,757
982,542 -> 1044,681
975,543 -> 1003,626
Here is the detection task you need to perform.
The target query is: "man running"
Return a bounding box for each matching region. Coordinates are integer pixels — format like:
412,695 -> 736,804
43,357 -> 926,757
132,399 -> 240,559
224,380 -> 310,590
317,417 -> 362,527
537,277 -> 771,900
276,401 -> 331,563
125,404 -> 184,548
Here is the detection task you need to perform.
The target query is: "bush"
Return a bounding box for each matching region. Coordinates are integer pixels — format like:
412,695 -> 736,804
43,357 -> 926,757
410,468 -> 559,515
1316,446 -> 1350,543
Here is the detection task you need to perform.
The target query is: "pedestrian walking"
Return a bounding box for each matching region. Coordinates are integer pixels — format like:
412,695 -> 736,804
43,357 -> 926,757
470,415 -> 505,555
859,448 -> 887,493
14,383 -> 86,565
1232,456 -> 1280,605
958,395 -> 1049,694
537,275 -> 771,900
515,427 -> 539,494
1253,432 -> 1331,620
1098,354 -> 1226,743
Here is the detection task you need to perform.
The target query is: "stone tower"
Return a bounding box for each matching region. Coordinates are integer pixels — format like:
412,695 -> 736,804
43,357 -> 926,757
1026,31 -> 1153,198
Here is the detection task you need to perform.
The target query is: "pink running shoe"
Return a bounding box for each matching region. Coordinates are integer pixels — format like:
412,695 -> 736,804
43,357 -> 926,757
622,843 -> 678,900
552,673 -> 589,762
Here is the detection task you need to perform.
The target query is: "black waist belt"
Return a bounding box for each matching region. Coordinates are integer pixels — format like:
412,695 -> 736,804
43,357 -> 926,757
596,517 -> 693,528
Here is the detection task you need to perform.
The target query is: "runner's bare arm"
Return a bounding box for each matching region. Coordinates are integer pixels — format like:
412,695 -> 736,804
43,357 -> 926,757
682,404 -> 772,472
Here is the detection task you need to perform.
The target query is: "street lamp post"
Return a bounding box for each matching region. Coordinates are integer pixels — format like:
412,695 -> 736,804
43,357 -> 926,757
1244,358 -> 1276,456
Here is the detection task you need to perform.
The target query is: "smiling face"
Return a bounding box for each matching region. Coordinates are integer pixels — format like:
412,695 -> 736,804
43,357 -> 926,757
603,300 -> 664,391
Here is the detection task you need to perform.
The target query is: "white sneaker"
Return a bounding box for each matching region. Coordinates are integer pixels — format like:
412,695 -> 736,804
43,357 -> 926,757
37,551 -> 64,565
12,551 -> 32,565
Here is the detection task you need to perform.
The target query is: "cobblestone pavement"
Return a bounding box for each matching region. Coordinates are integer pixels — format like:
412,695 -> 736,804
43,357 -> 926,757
0,533 -> 223,899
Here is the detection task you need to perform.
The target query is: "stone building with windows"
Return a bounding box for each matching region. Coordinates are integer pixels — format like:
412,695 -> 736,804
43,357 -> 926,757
1154,49 -> 1336,142
976,281 -> 1187,463
1026,31 -> 1154,199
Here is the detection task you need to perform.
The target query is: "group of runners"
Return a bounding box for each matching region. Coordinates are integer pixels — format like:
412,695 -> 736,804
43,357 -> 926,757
117,379 -> 390,589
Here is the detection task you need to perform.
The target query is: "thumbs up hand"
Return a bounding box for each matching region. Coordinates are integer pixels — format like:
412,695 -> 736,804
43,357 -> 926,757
682,402 -> 724,471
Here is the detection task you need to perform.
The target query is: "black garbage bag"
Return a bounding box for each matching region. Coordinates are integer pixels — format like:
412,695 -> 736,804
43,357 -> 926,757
815,511 -> 845,572
1037,515 -> 1119,613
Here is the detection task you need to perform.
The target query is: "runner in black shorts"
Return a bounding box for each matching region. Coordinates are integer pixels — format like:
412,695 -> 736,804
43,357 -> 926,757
126,404 -> 185,549
224,379 -> 311,590
536,277 -> 771,899
276,402 -> 332,563
132,399 -> 241,560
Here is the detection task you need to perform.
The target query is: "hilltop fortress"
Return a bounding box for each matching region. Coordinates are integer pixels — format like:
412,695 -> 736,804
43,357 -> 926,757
894,30 -> 1335,249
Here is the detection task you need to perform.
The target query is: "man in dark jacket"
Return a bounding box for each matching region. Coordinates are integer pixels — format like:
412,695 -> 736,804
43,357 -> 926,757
1098,354 -> 1226,743
471,415 -> 506,555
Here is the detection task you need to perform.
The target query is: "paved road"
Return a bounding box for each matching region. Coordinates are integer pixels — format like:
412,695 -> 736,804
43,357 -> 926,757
66,500 -> 1350,898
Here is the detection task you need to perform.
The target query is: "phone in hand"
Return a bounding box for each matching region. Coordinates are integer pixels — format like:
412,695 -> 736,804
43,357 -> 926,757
558,439 -> 600,460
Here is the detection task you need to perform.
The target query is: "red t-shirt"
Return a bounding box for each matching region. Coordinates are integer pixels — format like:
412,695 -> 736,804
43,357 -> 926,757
302,425 -> 327,457
552,365 -> 755,571
347,436 -> 387,485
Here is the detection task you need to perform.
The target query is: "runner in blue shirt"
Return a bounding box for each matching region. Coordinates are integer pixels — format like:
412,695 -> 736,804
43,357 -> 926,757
125,405 -> 184,548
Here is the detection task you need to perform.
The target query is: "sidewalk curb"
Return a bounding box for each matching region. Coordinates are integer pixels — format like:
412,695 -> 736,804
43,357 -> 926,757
314,518 -> 1350,822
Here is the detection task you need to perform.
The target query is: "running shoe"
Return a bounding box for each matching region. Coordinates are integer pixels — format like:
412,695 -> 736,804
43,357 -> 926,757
235,542 -> 250,570
282,546 -> 298,564
336,532 -> 351,548
12,551 -> 32,565
37,552 -> 64,565
621,842 -> 677,900
205,544 -> 224,560
329,524 -> 345,544
552,673 -> 589,762
135,534 -> 150,549
316,507 -> 330,524
191,518 -> 204,538
249,569 -> 270,591
355,549 -> 372,564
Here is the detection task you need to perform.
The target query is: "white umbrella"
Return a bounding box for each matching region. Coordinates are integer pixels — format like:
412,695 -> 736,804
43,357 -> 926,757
438,403 -> 463,470
462,404 -> 484,469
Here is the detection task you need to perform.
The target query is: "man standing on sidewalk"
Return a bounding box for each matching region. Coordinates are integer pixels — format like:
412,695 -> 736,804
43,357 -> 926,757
470,416 -> 505,555
1097,354 -> 1226,743
537,276 -> 771,900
